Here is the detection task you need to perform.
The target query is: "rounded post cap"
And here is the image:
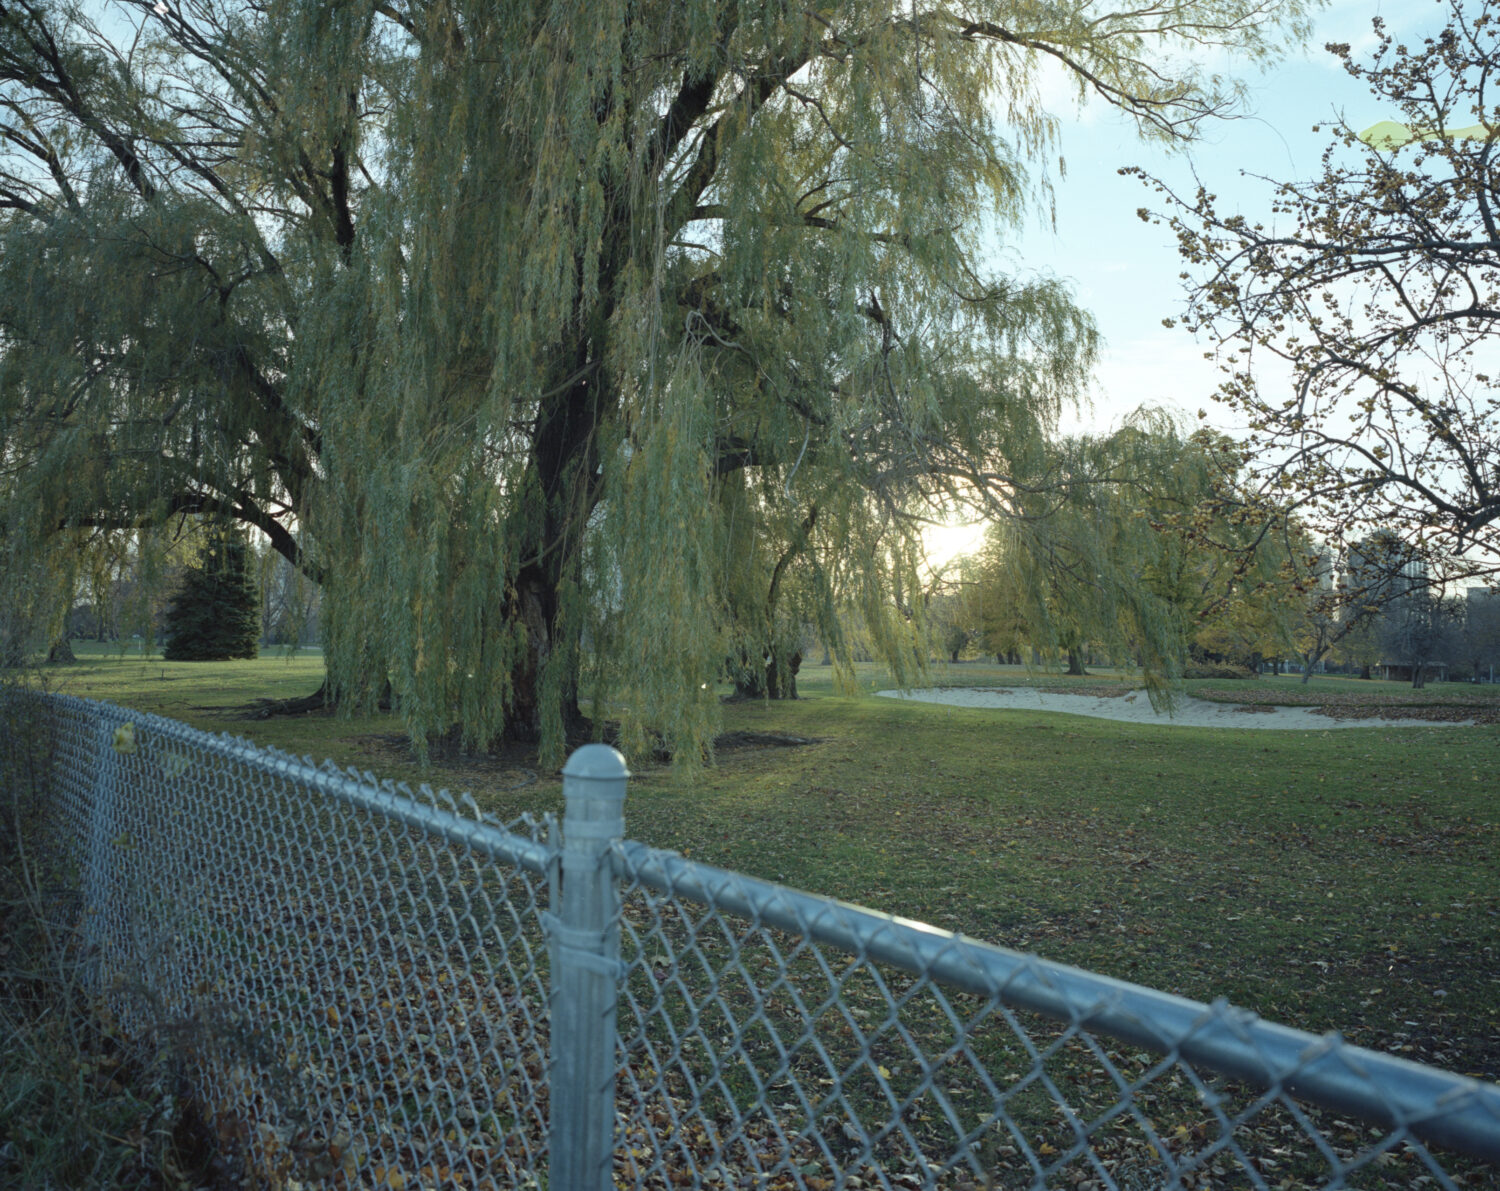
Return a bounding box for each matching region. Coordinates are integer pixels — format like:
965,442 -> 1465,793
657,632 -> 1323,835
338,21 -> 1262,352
561,743 -> 630,781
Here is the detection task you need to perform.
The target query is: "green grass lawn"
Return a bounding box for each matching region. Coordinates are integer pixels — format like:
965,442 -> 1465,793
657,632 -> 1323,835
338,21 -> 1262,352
34,649 -> 1500,1087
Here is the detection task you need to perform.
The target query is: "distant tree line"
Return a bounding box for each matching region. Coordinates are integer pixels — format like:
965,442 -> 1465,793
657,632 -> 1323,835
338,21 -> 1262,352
59,531 -> 321,654
912,424 -> 1500,689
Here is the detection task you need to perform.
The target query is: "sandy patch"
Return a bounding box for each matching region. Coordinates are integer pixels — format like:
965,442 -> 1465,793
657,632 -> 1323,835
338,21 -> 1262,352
875,687 -> 1474,730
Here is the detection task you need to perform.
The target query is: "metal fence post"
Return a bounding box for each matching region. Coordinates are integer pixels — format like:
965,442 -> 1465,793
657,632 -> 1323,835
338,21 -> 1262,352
82,712 -> 125,991
549,744 -> 629,1191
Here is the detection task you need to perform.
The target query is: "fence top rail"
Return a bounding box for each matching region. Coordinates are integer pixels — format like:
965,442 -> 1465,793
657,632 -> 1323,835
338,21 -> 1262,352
35,692 -> 557,874
615,839 -> 1500,1165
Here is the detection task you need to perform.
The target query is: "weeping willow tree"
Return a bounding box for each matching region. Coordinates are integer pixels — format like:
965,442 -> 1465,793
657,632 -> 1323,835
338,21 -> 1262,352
974,412 -> 1295,695
0,0 -> 1311,763
977,423 -> 1182,688
1131,429 -> 1308,669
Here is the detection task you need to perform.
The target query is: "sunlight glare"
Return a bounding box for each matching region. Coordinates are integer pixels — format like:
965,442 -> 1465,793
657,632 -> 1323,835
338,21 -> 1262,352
924,517 -> 988,570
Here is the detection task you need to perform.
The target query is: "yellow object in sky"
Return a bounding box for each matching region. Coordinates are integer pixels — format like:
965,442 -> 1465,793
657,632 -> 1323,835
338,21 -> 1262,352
1359,119 -> 1495,148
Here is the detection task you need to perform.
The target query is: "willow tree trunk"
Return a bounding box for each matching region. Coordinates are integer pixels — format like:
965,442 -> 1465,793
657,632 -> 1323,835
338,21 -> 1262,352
503,562 -> 588,743
254,679 -> 397,718
772,652 -> 801,699
729,506 -> 817,702
731,650 -> 802,700
1066,648 -> 1087,676
497,353 -> 603,746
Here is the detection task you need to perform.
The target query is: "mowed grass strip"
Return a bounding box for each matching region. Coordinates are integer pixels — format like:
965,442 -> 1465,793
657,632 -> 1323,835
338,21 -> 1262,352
42,651 -> 1500,1086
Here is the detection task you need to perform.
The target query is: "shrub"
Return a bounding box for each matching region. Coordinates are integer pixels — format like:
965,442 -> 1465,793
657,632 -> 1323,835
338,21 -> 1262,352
1,692 -> 226,1187
1183,662 -> 1258,680
0,853 -> 224,1187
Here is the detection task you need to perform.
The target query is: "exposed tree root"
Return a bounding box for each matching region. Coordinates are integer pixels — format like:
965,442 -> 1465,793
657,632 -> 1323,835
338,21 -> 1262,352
243,680 -> 394,719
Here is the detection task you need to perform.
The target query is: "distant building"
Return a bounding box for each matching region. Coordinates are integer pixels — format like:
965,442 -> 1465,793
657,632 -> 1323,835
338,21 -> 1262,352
1340,531 -> 1424,613
1466,586 -> 1500,682
1341,534 -> 1452,683
1309,550 -> 1335,591
1376,659 -> 1449,683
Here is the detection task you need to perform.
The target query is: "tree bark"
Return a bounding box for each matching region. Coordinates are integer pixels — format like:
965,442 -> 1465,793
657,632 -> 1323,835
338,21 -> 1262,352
1299,649 -> 1327,683
251,680 -> 333,717
502,563 -> 588,742
505,348 -> 604,747
729,505 -> 817,702
770,651 -> 800,700
46,638 -> 75,664
1066,648 -> 1087,676
731,667 -> 759,699
250,677 -> 396,718
732,649 -> 801,700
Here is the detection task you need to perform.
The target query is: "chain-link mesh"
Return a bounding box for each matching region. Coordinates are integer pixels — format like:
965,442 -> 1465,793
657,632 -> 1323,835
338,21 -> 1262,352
4,693 -> 1498,1190
4,693 -> 557,1189
613,844 -> 1500,1191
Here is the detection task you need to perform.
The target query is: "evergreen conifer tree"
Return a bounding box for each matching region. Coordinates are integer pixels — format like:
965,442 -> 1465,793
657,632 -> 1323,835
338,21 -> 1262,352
162,530 -> 261,662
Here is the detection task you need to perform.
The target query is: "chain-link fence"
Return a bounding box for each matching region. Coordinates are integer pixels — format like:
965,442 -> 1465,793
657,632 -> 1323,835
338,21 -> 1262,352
4,693 -> 556,1189
3,693 -> 1498,1190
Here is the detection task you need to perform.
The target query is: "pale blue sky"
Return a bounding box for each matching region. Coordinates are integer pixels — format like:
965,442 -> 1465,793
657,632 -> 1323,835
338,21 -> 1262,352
1013,0 -> 1432,436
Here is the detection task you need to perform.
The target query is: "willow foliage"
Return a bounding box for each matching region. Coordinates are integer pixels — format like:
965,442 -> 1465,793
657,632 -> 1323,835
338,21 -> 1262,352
978,412 -> 1304,696
0,0 -> 1310,762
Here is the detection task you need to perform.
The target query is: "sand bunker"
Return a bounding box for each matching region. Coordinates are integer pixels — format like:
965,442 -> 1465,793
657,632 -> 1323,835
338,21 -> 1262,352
875,687 -> 1473,730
